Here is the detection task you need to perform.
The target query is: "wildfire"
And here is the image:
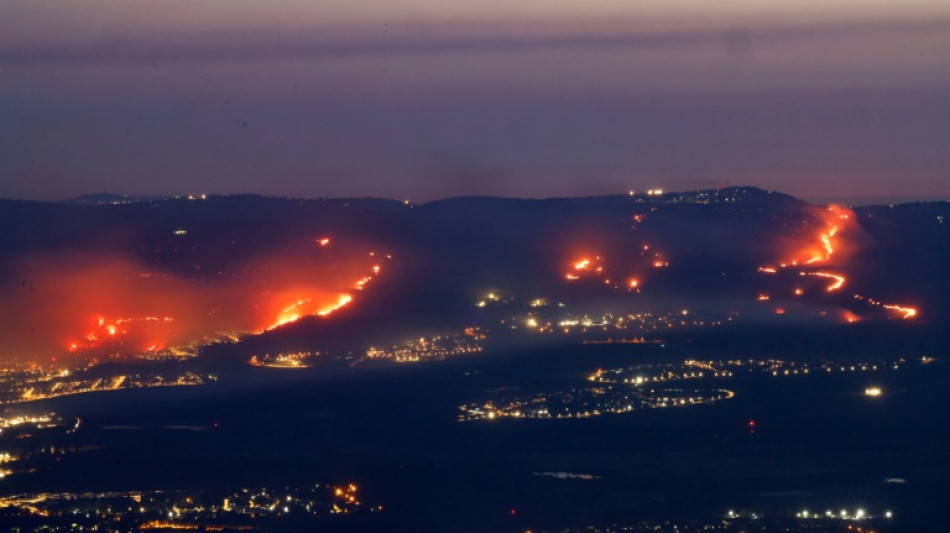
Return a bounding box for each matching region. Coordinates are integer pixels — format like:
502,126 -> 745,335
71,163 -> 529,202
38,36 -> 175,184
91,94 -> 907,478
853,295 -> 919,320
265,293 -> 355,331
757,205 -> 861,318
820,227 -> 837,260
318,294 -> 353,316
68,316 -> 176,353
803,271 -> 846,292
773,205 -> 854,268
757,205 -> 919,323
263,256 -> 384,331
565,256 -> 606,281
1,238 -> 393,362
842,311 -> 860,323
883,304 -> 917,319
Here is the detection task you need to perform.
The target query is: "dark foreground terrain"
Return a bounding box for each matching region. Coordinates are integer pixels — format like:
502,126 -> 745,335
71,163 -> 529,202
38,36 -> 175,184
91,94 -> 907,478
3,325 -> 948,532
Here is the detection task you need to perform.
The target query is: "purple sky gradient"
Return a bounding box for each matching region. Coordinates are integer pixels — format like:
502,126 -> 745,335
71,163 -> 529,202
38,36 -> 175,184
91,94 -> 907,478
1,1 -> 948,204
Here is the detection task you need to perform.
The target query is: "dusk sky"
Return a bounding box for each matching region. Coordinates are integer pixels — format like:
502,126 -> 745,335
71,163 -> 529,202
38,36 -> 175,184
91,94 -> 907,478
2,1 -> 948,204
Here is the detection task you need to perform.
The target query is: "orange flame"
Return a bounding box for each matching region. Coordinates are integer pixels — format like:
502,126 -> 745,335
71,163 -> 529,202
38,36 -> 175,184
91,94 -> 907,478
883,304 -> 917,319
2,238 -> 390,361
841,311 -> 860,323
805,271 -> 846,292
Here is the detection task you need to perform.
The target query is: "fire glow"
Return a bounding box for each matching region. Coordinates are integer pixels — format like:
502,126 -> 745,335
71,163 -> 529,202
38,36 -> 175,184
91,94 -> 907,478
883,304 -> 917,319
803,271 -> 846,292
69,316 -> 176,353
758,204 -> 918,322
0,238 -> 389,361
769,204 -> 855,270
267,294 -> 355,331
562,244 -> 664,293
757,205 -> 858,318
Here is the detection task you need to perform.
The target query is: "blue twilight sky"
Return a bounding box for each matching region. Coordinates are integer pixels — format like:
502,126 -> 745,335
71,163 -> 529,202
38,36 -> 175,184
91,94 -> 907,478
1,1 -> 948,204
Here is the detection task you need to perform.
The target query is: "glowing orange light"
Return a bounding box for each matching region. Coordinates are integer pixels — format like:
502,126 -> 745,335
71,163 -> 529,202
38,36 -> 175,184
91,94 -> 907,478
565,274 -> 579,281
266,293 -> 354,330
765,204 -> 854,271
70,315 -> 178,354
757,293 -> 770,301
806,271 -> 846,292
574,259 -> 591,270
883,304 -> 917,319
821,228 -> 837,259
318,294 -> 353,316
775,308 -> 786,315
628,279 -> 639,289
318,238 -> 330,246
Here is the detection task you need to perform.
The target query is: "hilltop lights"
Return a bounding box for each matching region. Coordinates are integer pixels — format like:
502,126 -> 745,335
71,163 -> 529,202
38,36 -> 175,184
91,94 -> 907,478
750,506 -> 891,521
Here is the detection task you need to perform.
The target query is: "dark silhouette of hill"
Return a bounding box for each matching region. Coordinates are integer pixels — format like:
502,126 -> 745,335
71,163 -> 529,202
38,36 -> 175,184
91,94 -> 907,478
1,187 -> 947,360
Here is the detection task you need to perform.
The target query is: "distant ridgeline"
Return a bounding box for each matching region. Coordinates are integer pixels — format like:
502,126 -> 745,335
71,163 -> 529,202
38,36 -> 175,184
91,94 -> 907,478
0,187 -> 946,365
